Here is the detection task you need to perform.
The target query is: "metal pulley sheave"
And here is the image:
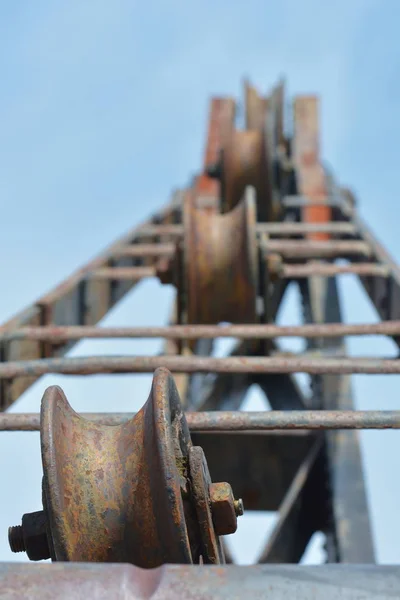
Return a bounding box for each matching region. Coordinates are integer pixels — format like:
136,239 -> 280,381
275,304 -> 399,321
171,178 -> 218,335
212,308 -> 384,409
182,188 -> 259,327
8,368 -> 243,567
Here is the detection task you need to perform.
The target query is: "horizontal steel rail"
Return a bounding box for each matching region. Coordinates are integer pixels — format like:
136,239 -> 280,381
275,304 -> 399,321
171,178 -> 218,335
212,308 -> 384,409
111,243 -> 175,257
84,262 -> 389,282
0,355 -> 399,378
263,240 -> 371,259
88,266 -> 157,280
282,263 -> 389,278
1,410 -> 400,431
134,222 -> 357,238
256,222 -> 356,235
2,320 -> 400,341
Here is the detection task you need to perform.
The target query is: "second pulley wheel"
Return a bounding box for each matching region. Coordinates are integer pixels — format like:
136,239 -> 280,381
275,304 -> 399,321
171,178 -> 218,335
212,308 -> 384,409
182,187 -> 259,326
220,129 -> 273,222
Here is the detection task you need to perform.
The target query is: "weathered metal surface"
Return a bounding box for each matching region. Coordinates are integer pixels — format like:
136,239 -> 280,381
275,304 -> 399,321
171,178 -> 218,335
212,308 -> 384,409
292,96 -> 331,241
244,80 -> 268,131
7,319 -> 400,342
353,212 -> 400,332
262,239 -> 371,259
129,221 -> 356,238
3,410 -> 400,432
209,481 -> 241,535
299,258 -> 375,561
135,224 -> 183,238
41,367 -> 196,565
195,98 -> 236,199
2,78 -> 399,580
1,354 -> 400,378
13,368 -> 240,566
183,190 -> 258,325
88,266 -> 157,280
1,563 -> 400,599
0,306 -> 42,412
162,299 -> 190,404
256,221 -> 356,235
111,243 -> 175,258
220,129 -> 273,220
282,262 -> 389,278
188,446 -> 225,563
282,194 -> 351,208
8,512 -> 50,561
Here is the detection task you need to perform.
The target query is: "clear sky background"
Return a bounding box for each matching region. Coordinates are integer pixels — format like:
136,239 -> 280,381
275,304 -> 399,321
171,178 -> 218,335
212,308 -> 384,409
1,0 -> 400,565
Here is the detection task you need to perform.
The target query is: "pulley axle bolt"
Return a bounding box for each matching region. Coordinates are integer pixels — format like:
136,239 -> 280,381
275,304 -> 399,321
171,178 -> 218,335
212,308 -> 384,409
8,525 -> 25,553
234,498 -> 244,517
8,511 -> 50,561
209,482 -> 244,536
205,161 -> 221,179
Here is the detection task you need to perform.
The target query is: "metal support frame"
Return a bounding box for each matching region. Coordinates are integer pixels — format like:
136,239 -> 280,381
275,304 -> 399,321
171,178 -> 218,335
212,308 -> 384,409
1,77 -> 400,597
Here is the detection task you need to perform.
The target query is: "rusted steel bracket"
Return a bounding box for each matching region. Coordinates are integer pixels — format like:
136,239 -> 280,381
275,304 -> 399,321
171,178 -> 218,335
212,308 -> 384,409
9,368 -> 243,567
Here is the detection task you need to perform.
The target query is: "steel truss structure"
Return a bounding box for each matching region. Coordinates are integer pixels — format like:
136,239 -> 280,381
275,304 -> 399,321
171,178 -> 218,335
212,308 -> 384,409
1,79 -> 400,598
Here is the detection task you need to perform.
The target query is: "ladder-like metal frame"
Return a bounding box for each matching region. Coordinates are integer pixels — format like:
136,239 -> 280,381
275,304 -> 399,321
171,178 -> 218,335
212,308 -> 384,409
1,79 -> 400,597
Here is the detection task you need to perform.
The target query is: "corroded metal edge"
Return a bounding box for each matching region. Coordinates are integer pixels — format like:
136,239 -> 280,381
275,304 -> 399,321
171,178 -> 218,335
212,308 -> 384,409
0,563 -> 400,599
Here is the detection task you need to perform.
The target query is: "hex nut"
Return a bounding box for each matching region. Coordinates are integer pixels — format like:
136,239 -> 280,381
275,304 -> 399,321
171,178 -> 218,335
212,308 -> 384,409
209,482 -> 238,536
8,511 -> 51,561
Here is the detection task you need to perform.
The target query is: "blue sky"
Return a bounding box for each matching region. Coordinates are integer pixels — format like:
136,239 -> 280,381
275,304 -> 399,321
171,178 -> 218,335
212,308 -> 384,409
1,0 -> 400,564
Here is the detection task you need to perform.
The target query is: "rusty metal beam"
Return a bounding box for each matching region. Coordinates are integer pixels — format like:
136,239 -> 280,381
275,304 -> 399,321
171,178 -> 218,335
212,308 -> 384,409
354,212 -> 400,340
299,263 -> 375,563
2,410 -> 400,432
195,97 -> 236,199
5,320 -> 400,342
256,222 -> 356,235
292,95 -> 374,562
263,240 -> 371,259
282,194 -> 352,209
88,266 -> 157,280
1,562 -> 399,599
282,263 -> 388,278
135,224 -> 183,238
111,243 -> 175,258
0,354 -> 399,378
132,221 -> 357,239
292,96 -> 332,241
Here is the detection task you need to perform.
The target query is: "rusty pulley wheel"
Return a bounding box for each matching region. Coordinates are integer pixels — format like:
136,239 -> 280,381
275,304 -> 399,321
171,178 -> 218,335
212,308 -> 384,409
182,187 -> 259,326
8,368 -> 243,567
244,80 -> 269,131
220,128 -> 273,221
